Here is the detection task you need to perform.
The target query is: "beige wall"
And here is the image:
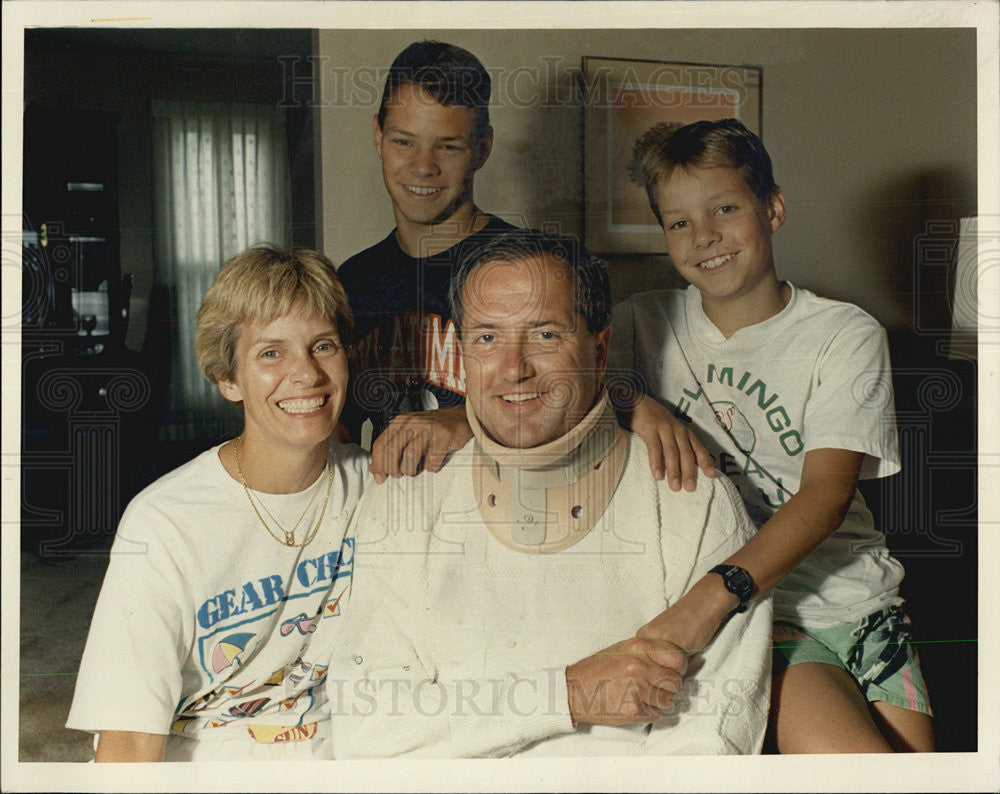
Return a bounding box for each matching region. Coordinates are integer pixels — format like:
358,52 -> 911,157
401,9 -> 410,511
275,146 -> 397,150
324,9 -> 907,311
316,28 -> 976,331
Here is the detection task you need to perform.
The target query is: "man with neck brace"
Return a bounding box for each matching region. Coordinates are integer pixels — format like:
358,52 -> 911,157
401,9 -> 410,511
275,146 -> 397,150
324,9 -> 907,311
327,230 -> 772,757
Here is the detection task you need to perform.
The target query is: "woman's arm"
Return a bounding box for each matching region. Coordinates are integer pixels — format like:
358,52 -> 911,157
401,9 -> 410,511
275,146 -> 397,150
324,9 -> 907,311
638,447 -> 864,653
94,731 -> 166,762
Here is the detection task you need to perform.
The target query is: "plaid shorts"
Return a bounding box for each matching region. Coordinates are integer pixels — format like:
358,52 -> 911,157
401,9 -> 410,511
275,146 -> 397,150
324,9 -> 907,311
772,605 -> 932,715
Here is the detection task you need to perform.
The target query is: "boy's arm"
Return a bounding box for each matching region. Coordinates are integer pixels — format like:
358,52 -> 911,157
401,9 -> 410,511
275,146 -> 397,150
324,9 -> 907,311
641,472 -> 771,755
370,396 -> 713,491
607,297 -> 714,490
638,447 -> 863,654
369,405 -> 472,483
617,390 -> 715,491
94,731 -> 166,762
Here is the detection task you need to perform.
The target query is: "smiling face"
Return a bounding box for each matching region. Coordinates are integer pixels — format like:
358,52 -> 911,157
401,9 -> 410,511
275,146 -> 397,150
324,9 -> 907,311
656,165 -> 786,324
459,254 -> 610,449
217,307 -> 348,458
374,82 -> 492,236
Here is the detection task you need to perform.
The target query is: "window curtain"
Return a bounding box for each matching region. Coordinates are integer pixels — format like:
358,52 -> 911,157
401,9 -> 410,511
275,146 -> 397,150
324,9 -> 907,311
151,100 -> 291,442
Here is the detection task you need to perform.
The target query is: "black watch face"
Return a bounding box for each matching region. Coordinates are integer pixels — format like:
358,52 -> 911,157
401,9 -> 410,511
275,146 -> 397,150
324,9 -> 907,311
730,570 -> 751,591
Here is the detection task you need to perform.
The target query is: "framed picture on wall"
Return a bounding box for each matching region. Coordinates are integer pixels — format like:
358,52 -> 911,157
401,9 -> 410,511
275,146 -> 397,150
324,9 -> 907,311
582,57 -> 762,254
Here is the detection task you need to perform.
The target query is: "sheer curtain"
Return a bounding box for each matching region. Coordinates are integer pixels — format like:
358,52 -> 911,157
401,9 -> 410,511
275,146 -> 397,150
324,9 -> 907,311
151,100 -> 291,442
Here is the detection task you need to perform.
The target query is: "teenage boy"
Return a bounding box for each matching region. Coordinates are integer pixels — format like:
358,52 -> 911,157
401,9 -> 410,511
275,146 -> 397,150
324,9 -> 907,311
611,118 -> 935,753
336,41 -> 516,472
339,41 -> 711,491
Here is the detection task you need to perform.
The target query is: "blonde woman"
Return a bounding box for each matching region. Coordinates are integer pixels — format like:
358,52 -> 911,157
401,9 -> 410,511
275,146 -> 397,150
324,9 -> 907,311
67,246 -> 367,761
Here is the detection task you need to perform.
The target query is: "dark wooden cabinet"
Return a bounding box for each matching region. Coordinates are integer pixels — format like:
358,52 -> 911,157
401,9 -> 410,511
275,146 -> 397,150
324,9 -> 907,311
21,106 -> 155,554
22,106 -> 124,353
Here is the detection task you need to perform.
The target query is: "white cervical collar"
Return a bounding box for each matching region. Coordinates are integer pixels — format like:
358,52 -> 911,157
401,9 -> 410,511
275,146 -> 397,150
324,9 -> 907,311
468,390 -> 629,554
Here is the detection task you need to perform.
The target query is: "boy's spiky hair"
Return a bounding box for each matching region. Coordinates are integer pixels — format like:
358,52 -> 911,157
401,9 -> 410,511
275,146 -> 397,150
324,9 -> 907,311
627,118 -> 779,224
377,40 -> 491,139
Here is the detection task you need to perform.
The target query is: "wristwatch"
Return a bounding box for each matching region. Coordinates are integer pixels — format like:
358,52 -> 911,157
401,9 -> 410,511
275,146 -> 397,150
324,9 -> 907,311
709,564 -> 754,614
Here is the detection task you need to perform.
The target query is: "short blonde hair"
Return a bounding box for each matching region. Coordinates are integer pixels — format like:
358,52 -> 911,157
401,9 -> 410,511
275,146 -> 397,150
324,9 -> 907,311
628,118 -> 779,224
195,245 -> 353,384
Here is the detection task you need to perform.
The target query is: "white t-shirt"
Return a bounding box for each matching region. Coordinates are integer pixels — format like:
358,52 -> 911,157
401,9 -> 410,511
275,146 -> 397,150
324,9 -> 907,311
609,284 -> 905,627
66,440 -> 369,760
327,434 -> 772,757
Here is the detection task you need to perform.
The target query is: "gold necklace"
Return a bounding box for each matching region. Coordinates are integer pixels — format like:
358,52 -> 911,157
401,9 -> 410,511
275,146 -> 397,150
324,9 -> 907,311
233,435 -> 333,547
243,452 -> 324,538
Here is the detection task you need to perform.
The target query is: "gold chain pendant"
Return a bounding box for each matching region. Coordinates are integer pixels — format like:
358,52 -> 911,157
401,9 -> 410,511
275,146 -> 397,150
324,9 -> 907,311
233,436 -> 333,549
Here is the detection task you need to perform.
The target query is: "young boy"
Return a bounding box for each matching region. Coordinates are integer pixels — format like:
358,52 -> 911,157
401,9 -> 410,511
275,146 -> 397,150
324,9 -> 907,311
610,118 -> 935,752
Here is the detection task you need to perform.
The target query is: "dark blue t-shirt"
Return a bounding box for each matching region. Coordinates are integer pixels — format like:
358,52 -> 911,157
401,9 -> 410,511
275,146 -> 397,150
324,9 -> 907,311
337,215 -> 518,442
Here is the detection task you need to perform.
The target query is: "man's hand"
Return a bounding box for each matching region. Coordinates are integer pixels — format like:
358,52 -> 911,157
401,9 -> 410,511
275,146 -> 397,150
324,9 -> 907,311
628,393 -> 714,491
565,637 -> 687,727
370,405 -> 473,483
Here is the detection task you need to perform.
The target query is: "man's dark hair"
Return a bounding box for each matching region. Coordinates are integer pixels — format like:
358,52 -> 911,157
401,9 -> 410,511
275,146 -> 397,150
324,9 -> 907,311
377,40 -> 491,139
628,118 -> 779,224
449,229 -> 612,337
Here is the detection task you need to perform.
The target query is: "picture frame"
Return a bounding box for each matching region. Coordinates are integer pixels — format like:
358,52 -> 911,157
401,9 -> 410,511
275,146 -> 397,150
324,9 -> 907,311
582,56 -> 763,254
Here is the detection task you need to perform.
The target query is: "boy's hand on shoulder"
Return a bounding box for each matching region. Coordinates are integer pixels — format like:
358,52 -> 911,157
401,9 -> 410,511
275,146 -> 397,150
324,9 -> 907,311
629,393 -> 715,491
370,405 -> 472,483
